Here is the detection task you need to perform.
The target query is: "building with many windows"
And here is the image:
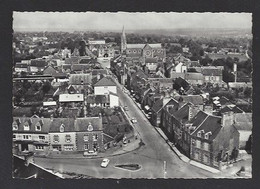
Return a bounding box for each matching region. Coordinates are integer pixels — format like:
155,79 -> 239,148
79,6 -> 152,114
12,116 -> 105,155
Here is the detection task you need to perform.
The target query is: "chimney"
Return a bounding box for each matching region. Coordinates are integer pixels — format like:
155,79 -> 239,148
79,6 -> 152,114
221,112 -> 234,127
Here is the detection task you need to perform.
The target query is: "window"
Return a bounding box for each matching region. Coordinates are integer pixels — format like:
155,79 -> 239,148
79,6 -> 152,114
203,154 -> 209,164
65,135 -> 71,143
24,123 -> 30,131
23,135 -> 31,140
53,135 -> 59,143
84,143 -> 89,150
197,132 -> 201,137
13,134 -> 16,139
93,134 -> 98,141
84,134 -> 89,142
204,142 -> 209,151
39,135 -> 45,140
64,145 -> 74,151
13,123 -> 18,131
133,50 -> 136,53
52,145 -> 61,151
196,140 -> 201,148
35,145 -> 44,150
35,124 -> 41,131
194,151 -> 200,160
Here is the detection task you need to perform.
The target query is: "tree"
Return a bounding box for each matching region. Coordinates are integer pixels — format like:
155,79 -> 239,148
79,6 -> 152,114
30,105 -> 38,115
244,87 -> 252,98
222,69 -> 234,83
245,134 -> 252,154
231,147 -> 239,162
42,81 -> 51,94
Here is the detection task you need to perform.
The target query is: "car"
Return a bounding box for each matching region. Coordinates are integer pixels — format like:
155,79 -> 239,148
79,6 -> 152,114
101,158 -> 110,168
83,150 -> 97,156
124,106 -> 128,111
131,118 -> 137,123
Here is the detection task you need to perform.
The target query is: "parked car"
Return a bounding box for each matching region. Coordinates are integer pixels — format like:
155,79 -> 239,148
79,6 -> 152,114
101,158 -> 110,168
83,150 -> 97,156
131,118 -> 137,123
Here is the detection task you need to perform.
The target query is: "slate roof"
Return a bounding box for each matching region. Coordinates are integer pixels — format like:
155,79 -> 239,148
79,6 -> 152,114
152,98 -> 178,113
172,103 -> 191,122
201,68 -> 222,76
175,95 -> 204,105
13,117 -> 52,133
185,72 -> 204,81
71,64 -> 91,71
64,57 -> 80,64
78,58 -> 93,64
92,69 -> 108,76
94,77 -> 116,87
69,74 -> 92,85
189,111 -> 208,127
30,59 -> 48,67
15,63 -> 28,68
49,118 -> 76,132
74,117 -> 103,131
191,114 -> 222,141
62,64 -> 72,70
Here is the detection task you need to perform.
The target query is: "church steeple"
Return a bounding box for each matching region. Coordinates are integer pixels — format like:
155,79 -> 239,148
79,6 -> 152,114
121,26 -> 127,54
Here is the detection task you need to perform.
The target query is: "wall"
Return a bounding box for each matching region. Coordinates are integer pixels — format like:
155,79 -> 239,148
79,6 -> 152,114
76,131 -> 103,152
94,86 -> 117,95
110,94 -> 119,107
49,132 -> 76,151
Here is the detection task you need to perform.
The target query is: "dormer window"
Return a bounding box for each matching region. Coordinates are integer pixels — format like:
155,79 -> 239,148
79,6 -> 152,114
35,125 -> 41,131
197,131 -> 201,137
87,122 -> 93,132
205,131 -> 212,139
60,124 -> 65,132
35,121 -> 43,131
13,123 -> 18,131
24,123 -> 30,131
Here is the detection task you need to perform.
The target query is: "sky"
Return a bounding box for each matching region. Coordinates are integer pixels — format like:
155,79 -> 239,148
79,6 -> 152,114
13,12 -> 252,32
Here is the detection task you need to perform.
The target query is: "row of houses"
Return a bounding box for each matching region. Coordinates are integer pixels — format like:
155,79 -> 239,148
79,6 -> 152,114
12,115 -> 114,155
123,65 -> 251,169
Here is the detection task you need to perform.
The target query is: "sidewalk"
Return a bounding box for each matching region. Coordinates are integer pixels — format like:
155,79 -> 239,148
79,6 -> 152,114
37,138 -> 141,160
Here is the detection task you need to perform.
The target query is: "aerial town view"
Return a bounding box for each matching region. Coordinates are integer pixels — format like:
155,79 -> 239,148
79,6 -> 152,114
12,12 -> 252,179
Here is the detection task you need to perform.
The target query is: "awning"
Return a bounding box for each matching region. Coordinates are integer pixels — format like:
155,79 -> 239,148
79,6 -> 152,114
13,140 -> 34,144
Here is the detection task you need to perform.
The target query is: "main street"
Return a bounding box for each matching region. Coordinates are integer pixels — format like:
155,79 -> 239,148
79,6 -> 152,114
34,74 -> 217,178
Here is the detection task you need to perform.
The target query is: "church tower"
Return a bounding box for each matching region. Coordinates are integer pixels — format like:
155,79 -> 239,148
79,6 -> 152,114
121,26 -> 127,54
